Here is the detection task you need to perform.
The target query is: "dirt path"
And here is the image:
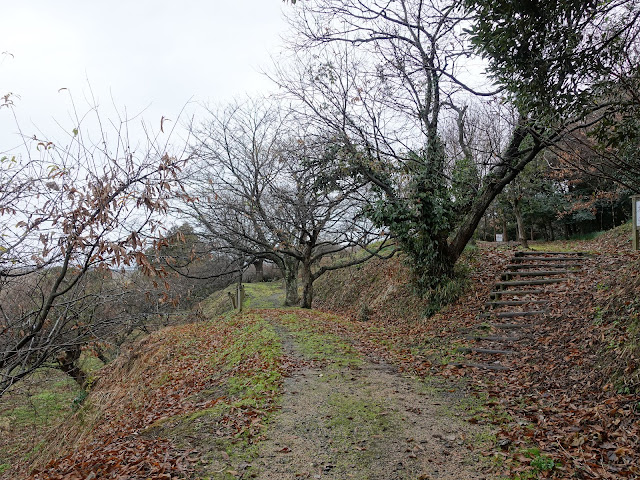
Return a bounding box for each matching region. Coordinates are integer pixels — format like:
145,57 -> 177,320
253,321 -> 492,480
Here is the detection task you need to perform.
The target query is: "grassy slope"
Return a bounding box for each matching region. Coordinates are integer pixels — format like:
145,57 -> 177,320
201,281 -> 286,317
0,372 -> 82,476
8,309 -> 289,480
0,355 -> 106,477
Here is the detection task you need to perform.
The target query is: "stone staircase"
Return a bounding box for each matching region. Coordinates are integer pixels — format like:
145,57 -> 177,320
453,250 -> 588,371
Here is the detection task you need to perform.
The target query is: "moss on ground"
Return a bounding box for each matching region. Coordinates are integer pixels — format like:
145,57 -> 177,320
201,281 -> 286,318
278,313 -> 362,368
143,314 -> 285,479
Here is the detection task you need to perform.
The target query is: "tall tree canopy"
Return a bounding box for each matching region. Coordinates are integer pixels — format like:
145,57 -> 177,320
467,0 -> 640,189
277,0 -> 640,291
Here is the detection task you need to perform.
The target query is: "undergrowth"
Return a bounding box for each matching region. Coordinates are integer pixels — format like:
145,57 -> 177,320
423,261 -> 471,317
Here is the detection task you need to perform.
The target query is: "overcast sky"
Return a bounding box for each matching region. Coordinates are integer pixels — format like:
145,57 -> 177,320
1,1 -> 291,152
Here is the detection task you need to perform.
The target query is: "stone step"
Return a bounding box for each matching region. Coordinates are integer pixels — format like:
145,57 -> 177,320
479,310 -> 546,319
515,251 -> 586,256
495,278 -> 567,289
485,300 -> 548,307
457,347 -> 516,355
488,323 -> 533,329
512,256 -> 584,262
450,362 -> 511,371
502,270 -> 570,279
464,335 -> 525,342
489,289 -> 544,298
505,263 -> 580,270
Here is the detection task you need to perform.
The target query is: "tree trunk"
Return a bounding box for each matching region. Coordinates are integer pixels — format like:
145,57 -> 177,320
514,198 -> 529,248
300,261 -> 313,309
283,257 -> 299,306
94,345 -> 112,365
56,346 -> 86,386
447,122 -> 542,263
253,259 -> 264,282
483,214 -> 488,241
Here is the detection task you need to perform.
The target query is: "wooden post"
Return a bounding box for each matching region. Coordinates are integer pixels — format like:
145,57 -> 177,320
632,195 -> 640,251
228,291 -> 236,310
236,284 -> 244,313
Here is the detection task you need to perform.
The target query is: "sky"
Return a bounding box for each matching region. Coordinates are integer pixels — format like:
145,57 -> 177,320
1,1 -> 291,152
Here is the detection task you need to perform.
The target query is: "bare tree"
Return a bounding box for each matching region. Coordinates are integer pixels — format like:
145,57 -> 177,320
183,98 -> 392,308
0,101 -> 188,396
275,0 -> 639,288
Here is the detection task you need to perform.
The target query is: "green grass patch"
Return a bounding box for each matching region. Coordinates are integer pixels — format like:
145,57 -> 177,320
223,315 -> 283,366
200,284 -> 240,317
324,393 -> 397,475
0,375 -> 80,429
0,369 -> 82,477
144,313 -> 285,479
423,264 -> 471,317
326,394 -> 393,442
224,318 -> 283,406
278,313 -> 362,368
567,230 -> 605,241
201,281 -> 287,317
504,447 -> 559,479
241,282 -> 285,309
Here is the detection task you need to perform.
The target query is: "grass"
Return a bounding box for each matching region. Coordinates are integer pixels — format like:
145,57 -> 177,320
527,242 -> 589,253
201,281 -> 286,317
502,447 -> 558,479
0,369 -> 83,478
278,312 -> 362,368
1,311 -> 289,478
423,264 -> 471,317
223,316 -> 284,406
326,394 -> 392,440
567,230 -> 605,241
526,224 -> 626,253
143,313 -> 286,479
200,284 -> 240,317
322,393 -> 396,477
241,282 -> 285,309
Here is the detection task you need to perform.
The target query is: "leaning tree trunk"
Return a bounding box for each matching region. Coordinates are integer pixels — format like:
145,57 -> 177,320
56,346 -> 86,386
447,123 -> 543,263
514,198 -> 529,248
283,257 -> 300,306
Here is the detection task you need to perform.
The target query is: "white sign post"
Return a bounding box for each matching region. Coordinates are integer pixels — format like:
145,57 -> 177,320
632,196 -> 640,251
495,234 -> 504,243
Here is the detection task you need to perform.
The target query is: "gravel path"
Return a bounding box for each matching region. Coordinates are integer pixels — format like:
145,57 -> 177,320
253,323 -> 492,480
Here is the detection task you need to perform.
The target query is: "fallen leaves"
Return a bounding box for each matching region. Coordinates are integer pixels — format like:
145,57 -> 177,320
28,315 -> 298,479
312,237 -> 640,479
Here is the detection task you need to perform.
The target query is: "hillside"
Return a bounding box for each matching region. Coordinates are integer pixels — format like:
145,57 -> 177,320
311,224 -> 640,478
1,224 -> 639,479
5,307 -> 493,479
